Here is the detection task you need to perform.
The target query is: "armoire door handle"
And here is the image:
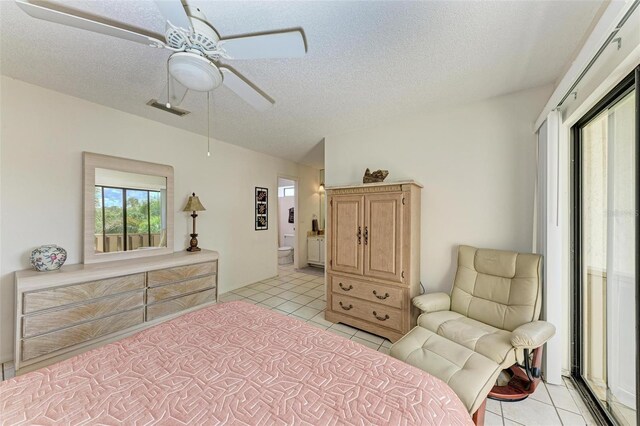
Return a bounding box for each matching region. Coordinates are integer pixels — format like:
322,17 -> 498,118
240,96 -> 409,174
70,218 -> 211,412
357,226 -> 362,245
364,226 -> 368,245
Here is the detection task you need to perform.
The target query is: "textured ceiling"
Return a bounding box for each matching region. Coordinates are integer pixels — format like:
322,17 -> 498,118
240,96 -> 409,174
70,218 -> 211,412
0,0 -> 604,167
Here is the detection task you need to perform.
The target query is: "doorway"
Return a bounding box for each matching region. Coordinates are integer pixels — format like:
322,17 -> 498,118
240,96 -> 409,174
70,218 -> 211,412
572,67 -> 639,425
277,177 -> 297,268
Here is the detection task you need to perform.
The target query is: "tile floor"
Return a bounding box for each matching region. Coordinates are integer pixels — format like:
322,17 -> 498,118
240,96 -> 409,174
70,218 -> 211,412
220,264 -> 600,426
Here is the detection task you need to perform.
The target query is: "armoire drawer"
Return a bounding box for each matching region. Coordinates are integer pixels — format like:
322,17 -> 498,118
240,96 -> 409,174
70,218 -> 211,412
22,290 -> 144,338
330,275 -> 403,309
147,262 -> 216,287
23,273 -> 145,314
21,308 -> 144,361
147,288 -> 215,320
147,275 -> 216,303
331,294 -> 402,331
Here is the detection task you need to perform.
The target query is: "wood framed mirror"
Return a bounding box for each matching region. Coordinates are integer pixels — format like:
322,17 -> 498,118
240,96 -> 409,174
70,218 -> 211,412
83,152 -> 174,264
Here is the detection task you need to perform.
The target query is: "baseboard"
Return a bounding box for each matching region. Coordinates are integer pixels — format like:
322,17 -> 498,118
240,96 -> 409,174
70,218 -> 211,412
1,361 -> 15,381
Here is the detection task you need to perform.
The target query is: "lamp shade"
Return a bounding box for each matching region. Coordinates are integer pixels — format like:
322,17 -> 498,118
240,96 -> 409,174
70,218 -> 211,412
183,193 -> 206,212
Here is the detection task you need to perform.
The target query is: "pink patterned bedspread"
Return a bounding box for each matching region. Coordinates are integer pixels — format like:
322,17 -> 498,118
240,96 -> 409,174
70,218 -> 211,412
1,301 -> 472,425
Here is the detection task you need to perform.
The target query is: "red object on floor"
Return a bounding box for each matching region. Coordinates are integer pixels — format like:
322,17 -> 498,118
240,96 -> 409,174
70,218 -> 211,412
472,399 -> 487,426
488,346 -> 544,401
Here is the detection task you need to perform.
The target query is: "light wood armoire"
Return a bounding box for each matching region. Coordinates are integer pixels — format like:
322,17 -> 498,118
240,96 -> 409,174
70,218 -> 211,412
325,181 -> 422,342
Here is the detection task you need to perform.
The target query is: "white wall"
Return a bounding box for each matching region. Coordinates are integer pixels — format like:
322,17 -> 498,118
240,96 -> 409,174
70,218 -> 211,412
325,85 -> 553,292
0,76 -> 318,361
0,76 -> 2,363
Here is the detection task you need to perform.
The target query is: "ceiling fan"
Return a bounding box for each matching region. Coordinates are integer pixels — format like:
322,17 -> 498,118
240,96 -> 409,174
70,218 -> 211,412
15,0 -> 307,110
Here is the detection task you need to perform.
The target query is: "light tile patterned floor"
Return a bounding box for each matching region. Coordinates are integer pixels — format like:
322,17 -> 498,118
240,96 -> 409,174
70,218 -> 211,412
220,264 -> 599,426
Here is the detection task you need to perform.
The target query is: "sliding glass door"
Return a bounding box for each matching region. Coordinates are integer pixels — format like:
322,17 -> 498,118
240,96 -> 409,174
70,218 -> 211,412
573,67 -> 639,425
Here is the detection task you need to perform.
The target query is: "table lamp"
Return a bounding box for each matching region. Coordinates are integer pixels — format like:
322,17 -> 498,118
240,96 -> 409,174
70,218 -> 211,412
183,192 -> 206,252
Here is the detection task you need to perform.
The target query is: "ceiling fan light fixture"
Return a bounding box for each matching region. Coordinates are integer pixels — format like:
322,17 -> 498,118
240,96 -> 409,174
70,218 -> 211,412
168,52 -> 223,92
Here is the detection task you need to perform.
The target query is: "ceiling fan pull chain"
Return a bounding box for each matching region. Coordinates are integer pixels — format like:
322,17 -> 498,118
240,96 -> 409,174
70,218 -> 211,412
207,91 -> 211,157
166,57 -> 171,108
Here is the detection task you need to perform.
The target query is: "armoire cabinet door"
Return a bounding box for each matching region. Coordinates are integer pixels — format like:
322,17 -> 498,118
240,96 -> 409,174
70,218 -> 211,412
364,193 -> 404,282
330,195 -> 364,275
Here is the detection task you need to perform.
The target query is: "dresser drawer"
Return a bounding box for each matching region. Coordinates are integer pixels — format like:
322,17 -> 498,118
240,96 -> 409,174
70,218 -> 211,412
147,288 -> 215,321
147,262 -> 216,287
23,290 -> 144,338
330,275 -> 403,309
23,273 -> 145,314
147,275 -> 216,303
21,308 -> 144,361
331,294 -> 402,331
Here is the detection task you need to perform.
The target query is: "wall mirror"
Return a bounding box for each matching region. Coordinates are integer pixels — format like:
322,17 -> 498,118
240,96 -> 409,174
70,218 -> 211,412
84,152 -> 174,264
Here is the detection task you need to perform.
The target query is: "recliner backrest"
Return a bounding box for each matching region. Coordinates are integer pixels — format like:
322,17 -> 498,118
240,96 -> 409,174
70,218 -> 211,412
450,245 -> 543,331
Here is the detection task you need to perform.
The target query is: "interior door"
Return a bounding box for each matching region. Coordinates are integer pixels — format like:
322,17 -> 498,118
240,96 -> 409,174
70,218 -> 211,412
330,195 -> 364,275
363,193 -> 403,282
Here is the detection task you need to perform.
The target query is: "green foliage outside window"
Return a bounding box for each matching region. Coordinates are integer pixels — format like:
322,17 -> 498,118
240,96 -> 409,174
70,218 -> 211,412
95,186 -> 163,236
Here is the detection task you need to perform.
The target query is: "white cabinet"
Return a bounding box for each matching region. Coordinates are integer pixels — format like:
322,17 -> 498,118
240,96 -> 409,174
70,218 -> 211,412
307,236 -> 325,267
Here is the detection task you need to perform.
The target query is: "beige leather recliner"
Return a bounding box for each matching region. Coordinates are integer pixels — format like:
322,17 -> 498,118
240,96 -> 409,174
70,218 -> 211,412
391,245 -> 556,421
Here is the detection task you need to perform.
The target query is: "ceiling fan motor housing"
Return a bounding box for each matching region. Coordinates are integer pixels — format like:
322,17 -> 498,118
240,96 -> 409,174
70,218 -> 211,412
168,52 -> 223,92
165,8 -> 219,54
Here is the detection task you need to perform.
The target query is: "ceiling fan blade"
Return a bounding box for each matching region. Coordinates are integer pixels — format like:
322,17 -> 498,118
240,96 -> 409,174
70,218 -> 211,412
154,0 -> 192,33
219,66 -> 274,110
15,1 -> 167,48
220,30 -> 306,59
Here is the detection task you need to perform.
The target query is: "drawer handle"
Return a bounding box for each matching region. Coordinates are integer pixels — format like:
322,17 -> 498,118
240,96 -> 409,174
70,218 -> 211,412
339,302 -> 353,310
339,283 -> 353,291
373,290 -> 389,300
373,311 -> 390,321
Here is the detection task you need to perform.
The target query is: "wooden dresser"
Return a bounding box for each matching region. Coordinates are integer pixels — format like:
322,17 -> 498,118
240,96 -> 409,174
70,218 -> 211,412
15,250 -> 218,374
325,181 -> 421,342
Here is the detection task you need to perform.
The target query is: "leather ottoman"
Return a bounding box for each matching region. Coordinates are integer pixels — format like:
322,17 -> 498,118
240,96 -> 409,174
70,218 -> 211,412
390,326 -> 502,418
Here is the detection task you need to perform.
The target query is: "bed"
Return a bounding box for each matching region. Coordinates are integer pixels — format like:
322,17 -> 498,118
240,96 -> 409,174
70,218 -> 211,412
1,301 -> 472,425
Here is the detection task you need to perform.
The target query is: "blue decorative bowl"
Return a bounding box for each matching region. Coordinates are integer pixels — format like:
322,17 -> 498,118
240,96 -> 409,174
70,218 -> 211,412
30,245 -> 67,272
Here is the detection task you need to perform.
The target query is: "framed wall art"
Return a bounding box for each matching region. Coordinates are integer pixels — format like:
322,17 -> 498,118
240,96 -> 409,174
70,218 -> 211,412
255,187 -> 268,230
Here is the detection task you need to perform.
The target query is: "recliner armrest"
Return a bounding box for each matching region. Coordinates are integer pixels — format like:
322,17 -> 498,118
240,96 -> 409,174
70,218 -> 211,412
511,321 -> 556,349
412,292 -> 450,313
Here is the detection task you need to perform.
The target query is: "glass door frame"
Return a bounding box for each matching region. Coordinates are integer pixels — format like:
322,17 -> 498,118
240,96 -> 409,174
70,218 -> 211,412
570,66 -> 640,426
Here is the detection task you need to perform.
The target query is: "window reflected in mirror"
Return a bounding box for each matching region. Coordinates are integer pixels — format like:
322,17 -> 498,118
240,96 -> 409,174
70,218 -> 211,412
94,168 -> 167,253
